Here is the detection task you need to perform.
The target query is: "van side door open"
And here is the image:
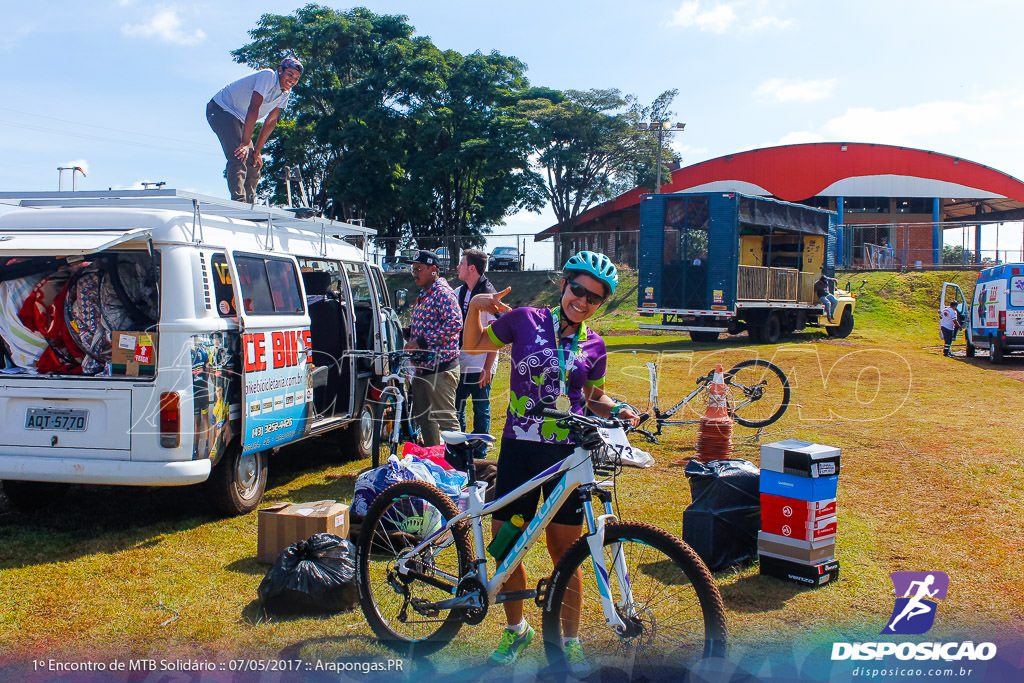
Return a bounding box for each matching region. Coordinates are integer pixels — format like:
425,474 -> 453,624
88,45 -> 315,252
227,251 -> 314,454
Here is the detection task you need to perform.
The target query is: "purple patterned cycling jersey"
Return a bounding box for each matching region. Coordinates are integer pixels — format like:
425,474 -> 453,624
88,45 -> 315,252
486,306 -> 606,444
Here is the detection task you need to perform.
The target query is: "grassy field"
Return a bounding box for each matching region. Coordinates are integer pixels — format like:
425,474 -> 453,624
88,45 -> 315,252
1,269 -> 1022,679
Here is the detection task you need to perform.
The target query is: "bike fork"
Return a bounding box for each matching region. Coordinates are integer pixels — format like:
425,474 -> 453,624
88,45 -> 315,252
582,492 -> 631,632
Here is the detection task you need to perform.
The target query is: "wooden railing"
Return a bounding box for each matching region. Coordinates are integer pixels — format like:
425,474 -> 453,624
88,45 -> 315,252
738,265 -> 768,300
738,266 -> 819,302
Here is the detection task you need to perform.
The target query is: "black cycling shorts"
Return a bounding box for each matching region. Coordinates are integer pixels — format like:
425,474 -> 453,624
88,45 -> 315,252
492,437 -> 583,526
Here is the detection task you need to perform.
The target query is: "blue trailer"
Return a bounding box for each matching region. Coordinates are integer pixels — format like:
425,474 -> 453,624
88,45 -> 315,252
636,192 -> 854,343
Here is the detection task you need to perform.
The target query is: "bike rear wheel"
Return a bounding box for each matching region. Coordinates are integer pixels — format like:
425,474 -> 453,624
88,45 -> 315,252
541,522 -> 726,678
356,481 -> 472,657
725,358 -> 790,428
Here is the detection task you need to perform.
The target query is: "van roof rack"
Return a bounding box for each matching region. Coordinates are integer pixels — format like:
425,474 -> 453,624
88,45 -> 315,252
0,188 -> 375,238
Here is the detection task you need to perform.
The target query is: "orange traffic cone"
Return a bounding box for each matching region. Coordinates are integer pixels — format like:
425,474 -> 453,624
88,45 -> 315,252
695,364 -> 733,462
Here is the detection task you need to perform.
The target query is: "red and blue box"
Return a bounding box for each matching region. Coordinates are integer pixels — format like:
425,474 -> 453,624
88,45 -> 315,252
758,440 -> 841,585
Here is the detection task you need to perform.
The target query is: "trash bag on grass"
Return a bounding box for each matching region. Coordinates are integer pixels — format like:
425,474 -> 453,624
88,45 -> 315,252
258,533 -> 357,614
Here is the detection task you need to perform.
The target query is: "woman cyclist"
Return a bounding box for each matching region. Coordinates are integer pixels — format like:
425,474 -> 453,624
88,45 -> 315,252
462,251 -> 642,669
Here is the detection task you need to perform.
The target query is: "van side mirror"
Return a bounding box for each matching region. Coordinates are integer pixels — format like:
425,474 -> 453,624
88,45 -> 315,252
394,288 -> 408,311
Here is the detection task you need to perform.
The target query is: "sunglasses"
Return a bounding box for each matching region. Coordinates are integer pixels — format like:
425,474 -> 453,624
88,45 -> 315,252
567,280 -> 606,306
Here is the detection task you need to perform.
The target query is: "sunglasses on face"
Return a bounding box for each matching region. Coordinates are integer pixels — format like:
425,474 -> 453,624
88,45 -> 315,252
567,280 -> 605,306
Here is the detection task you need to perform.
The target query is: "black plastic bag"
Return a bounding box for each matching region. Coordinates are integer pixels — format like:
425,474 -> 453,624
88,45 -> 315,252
258,533 -> 358,614
682,458 -> 761,571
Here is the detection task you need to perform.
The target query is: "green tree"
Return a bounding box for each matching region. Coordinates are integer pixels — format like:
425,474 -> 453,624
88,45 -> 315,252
231,5 -> 542,262
522,88 -> 679,265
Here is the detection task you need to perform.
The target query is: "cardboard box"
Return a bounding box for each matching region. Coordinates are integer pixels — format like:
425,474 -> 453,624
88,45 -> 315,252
760,470 -> 838,501
111,331 -> 157,377
761,514 -> 837,542
760,493 -> 836,523
760,555 -> 840,587
257,500 -> 350,564
760,439 -> 841,478
757,530 -> 835,564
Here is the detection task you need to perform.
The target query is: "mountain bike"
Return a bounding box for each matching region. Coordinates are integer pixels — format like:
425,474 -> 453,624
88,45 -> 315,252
644,358 -> 790,440
355,408 -> 727,677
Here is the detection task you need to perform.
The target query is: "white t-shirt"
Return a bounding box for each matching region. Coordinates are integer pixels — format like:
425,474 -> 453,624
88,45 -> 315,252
455,284 -> 499,375
939,305 -> 958,331
212,69 -> 291,123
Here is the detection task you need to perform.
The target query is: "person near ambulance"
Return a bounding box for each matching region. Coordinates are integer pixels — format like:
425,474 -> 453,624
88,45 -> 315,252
207,57 -> 303,203
461,250 -> 641,669
454,248 -> 499,457
939,299 -> 960,357
405,250 -> 462,446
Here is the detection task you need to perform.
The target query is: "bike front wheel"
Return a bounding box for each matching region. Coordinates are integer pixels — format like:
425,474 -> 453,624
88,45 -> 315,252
371,391 -> 399,468
541,522 -> 727,678
356,480 -> 472,657
725,358 -> 790,428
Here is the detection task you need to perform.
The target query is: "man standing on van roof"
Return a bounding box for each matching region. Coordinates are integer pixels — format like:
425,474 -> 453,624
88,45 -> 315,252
405,250 -> 462,446
206,57 -> 302,203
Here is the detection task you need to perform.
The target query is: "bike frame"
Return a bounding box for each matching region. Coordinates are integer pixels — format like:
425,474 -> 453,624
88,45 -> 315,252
646,362 -> 757,428
395,441 -> 635,630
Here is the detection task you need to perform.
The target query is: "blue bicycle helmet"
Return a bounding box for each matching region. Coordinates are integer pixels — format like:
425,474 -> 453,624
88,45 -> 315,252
563,250 -> 618,295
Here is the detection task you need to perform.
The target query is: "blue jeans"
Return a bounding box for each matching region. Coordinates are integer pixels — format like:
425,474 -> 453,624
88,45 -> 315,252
820,294 -> 838,320
455,372 -> 492,456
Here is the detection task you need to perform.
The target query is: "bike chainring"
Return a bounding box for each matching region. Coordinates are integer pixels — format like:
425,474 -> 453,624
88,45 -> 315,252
453,576 -> 489,625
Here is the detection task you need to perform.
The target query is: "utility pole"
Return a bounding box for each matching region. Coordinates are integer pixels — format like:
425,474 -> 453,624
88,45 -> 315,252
637,121 -> 685,193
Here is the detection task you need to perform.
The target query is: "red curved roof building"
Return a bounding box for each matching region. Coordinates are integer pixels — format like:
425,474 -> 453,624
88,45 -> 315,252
538,142 -> 1024,268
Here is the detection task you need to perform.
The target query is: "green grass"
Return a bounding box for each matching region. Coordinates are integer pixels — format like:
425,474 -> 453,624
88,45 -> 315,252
1,268 -> 1022,676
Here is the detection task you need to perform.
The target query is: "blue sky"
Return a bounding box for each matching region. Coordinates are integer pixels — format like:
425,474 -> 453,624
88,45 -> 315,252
4,0 -> 1024,265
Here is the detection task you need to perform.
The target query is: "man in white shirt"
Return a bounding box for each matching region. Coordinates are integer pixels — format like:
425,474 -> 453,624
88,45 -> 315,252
939,300 -> 960,357
454,249 -> 499,456
206,57 -> 302,203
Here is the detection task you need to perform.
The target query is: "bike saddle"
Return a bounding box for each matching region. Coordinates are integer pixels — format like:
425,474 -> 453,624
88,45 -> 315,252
440,431 -> 496,445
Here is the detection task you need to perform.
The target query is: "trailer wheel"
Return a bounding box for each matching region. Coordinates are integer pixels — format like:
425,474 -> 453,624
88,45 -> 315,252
761,314 -> 781,344
690,330 -> 720,343
826,308 -> 854,339
207,443 -> 267,516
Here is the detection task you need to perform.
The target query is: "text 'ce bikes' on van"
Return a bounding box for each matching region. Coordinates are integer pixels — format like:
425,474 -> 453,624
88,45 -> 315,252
0,189 -> 404,515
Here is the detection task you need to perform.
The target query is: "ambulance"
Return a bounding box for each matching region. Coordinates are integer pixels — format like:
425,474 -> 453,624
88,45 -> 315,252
943,263 -> 1024,363
0,189 -> 402,514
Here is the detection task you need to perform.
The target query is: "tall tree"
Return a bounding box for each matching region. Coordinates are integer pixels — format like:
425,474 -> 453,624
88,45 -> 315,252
522,88 -> 679,264
403,49 -> 543,265
231,5 -> 542,262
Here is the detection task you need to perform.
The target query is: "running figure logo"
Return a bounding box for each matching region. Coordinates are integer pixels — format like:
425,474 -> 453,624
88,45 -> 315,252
882,571 -> 949,635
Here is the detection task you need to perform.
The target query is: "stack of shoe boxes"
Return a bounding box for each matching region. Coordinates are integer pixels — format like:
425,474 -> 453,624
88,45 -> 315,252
758,439 -> 841,587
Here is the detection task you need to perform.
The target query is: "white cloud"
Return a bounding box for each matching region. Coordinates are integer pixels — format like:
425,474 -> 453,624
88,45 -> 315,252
122,8 -> 205,46
755,78 -> 837,103
667,1 -> 792,33
821,101 -> 1000,145
668,1 -> 736,33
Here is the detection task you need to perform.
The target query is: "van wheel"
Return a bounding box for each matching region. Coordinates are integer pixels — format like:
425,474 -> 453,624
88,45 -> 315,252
827,308 -> 854,338
761,314 -> 781,344
989,336 -> 1004,364
2,481 -> 69,511
341,400 -> 375,461
965,337 -> 975,357
207,444 -> 267,516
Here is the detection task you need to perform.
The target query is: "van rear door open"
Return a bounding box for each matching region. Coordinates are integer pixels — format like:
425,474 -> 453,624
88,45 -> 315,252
226,251 -> 313,455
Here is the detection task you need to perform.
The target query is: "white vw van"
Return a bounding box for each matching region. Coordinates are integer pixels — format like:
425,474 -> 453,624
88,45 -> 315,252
0,190 -> 402,514
943,263 -> 1024,363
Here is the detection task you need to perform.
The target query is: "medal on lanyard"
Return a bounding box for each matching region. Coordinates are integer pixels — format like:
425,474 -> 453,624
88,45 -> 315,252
551,309 -> 581,412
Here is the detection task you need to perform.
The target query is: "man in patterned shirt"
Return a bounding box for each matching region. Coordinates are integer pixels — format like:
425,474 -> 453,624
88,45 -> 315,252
405,250 -> 462,445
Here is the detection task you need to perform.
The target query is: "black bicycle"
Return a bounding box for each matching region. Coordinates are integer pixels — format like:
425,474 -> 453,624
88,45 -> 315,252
644,359 -> 790,439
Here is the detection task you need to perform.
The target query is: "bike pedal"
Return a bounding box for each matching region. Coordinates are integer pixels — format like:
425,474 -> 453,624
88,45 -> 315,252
495,589 -> 537,604
534,577 -> 551,609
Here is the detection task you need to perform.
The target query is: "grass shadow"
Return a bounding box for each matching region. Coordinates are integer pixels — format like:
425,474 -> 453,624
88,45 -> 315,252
718,572 -> 813,613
